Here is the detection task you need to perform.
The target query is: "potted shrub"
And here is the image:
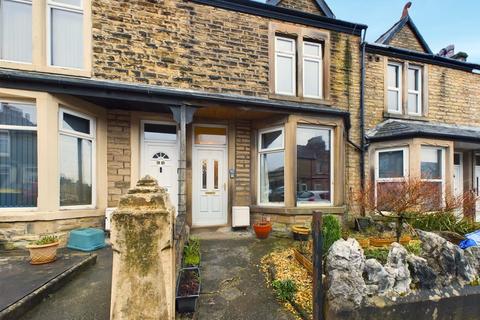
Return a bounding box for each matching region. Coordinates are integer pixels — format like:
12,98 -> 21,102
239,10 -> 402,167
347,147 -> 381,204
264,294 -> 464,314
291,225 -> 310,241
183,237 -> 201,267
176,267 -> 201,313
253,220 -> 272,239
26,235 -> 59,265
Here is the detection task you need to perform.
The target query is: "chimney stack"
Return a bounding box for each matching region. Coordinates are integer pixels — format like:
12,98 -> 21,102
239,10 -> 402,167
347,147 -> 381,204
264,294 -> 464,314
438,45 -> 468,62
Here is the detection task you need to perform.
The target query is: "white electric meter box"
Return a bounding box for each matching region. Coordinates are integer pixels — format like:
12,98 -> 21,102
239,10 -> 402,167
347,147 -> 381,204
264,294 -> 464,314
232,206 -> 250,227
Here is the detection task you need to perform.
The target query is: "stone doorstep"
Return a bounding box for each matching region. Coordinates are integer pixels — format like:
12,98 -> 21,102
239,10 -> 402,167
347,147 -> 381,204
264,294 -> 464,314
0,254 -> 97,320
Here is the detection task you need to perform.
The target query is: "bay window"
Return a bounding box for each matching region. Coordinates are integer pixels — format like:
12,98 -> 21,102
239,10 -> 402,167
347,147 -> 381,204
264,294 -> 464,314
59,108 -> 95,208
48,0 -> 84,69
0,101 -> 37,208
387,63 -> 402,113
0,0 -> 33,63
303,42 -> 323,99
421,146 -> 444,208
296,126 -> 332,205
275,37 -> 296,96
258,127 -> 285,205
375,148 -> 408,210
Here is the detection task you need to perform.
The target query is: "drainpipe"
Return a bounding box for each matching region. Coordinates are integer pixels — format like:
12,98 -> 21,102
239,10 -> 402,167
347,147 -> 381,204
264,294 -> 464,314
360,28 -> 368,215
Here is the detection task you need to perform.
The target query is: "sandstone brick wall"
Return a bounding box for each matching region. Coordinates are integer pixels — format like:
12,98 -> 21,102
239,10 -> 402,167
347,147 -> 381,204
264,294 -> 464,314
234,121 -> 252,206
107,110 -> 132,207
275,0 -> 324,16
0,217 -> 103,249
388,25 -> 426,53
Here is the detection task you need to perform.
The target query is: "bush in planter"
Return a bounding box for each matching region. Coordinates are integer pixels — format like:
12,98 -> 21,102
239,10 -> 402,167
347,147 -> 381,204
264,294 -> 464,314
27,235 -> 59,265
183,237 -> 201,267
322,215 -> 341,254
176,267 -> 201,313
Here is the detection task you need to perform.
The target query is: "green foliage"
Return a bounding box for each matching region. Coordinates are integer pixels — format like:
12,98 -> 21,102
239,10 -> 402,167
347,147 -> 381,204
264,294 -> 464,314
406,212 -> 480,236
183,237 -> 201,267
323,215 -> 341,254
364,247 -> 389,265
34,235 -> 58,246
272,279 -> 297,302
405,240 -> 422,256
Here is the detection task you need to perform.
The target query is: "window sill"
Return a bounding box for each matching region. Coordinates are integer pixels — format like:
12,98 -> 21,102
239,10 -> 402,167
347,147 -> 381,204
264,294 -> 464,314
269,93 -> 333,106
383,112 -> 428,122
0,208 -> 104,222
0,60 -> 91,78
250,205 -> 345,215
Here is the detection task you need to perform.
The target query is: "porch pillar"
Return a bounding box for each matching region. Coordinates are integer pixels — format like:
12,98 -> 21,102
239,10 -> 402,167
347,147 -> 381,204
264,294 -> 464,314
170,105 -> 196,237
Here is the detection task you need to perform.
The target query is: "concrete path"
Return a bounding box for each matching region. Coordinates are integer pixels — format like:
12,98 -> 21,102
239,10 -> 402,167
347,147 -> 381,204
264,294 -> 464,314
192,230 -> 295,320
18,247 -> 112,320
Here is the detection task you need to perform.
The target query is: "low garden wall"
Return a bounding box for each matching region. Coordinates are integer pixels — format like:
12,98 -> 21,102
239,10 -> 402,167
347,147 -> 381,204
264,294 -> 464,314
325,230 -> 480,320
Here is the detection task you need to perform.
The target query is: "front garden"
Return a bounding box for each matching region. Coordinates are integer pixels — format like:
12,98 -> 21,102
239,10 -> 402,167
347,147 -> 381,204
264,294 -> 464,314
260,179 -> 480,319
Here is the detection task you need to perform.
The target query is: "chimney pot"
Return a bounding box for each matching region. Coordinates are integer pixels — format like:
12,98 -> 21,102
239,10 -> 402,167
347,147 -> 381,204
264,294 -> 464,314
401,2 -> 412,19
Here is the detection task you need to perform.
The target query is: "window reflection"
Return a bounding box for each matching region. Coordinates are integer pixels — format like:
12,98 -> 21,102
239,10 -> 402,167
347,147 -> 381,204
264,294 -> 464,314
296,127 -> 331,204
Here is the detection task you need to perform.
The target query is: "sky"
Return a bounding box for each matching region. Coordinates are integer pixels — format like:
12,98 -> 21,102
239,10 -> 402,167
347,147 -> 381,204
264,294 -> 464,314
256,0 -> 480,63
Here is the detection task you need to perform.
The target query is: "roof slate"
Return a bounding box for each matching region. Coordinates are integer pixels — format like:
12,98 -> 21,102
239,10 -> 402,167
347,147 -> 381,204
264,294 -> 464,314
375,15 -> 432,54
266,0 -> 335,18
367,119 -> 480,143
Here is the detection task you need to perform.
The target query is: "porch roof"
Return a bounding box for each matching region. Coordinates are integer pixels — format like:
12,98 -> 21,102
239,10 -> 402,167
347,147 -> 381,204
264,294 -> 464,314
367,119 -> 480,143
0,68 -> 350,127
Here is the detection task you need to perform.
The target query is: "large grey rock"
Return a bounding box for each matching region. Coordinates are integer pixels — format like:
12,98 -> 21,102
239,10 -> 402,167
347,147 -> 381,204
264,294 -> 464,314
363,259 -> 393,296
384,243 -> 411,294
326,239 -> 366,311
326,238 -> 365,273
465,246 -> 480,273
407,255 -> 437,289
417,230 -> 477,285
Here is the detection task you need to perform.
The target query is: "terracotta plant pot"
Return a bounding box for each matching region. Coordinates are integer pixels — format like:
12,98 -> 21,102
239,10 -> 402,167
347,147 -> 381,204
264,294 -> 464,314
26,242 -> 60,265
292,225 -> 310,241
253,221 -> 272,239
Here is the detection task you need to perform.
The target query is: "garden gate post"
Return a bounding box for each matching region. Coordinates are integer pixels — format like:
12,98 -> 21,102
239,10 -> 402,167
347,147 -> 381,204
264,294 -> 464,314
110,176 -> 176,320
312,211 -> 324,320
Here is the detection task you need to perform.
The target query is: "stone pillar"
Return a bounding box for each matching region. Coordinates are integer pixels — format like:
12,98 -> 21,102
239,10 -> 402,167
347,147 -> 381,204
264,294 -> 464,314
110,176 -> 175,320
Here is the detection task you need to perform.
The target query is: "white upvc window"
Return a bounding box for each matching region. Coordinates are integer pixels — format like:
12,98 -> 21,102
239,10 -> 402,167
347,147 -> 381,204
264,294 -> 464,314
47,0 -> 84,69
0,101 -> 37,209
0,0 -> 33,63
59,108 -> 96,209
408,65 -> 422,116
420,146 -> 445,207
375,147 -> 408,207
258,127 -> 285,206
275,36 -> 296,96
387,63 -> 402,113
303,41 -> 323,99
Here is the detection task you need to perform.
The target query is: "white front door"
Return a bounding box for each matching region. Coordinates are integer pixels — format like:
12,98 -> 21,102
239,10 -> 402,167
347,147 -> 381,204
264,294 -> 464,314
142,142 -> 178,213
192,147 -> 227,226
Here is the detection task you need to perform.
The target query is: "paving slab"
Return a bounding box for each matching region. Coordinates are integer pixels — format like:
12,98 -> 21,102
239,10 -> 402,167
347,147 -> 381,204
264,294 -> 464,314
189,230 -> 296,320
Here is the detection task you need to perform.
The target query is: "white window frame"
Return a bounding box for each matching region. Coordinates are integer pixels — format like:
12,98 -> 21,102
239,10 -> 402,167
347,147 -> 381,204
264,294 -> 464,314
46,0 -> 84,70
58,107 -> 96,210
0,130 -> 10,157
407,65 -> 422,116
302,41 -> 323,99
296,125 -> 333,207
0,100 -> 37,211
375,147 -> 409,203
0,0 -> 33,64
420,146 -> 445,203
387,62 -> 402,114
258,126 -> 285,206
274,36 -> 296,96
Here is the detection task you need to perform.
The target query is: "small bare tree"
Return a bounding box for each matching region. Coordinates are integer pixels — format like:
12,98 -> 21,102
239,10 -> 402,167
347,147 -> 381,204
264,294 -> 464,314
354,178 -> 477,241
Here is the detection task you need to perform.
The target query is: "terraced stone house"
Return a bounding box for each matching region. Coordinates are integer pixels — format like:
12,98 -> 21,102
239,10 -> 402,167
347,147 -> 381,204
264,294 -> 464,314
1,0 -> 479,248
364,4 -> 480,220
